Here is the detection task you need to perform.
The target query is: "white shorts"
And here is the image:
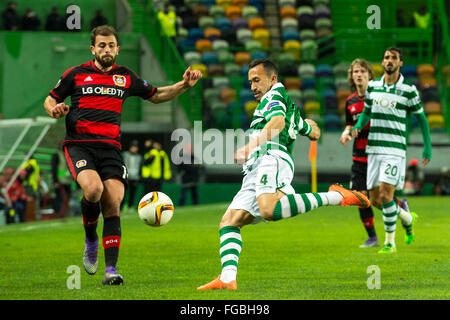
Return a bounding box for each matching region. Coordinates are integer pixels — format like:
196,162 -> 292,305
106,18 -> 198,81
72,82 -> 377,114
228,153 -> 295,224
367,154 -> 406,190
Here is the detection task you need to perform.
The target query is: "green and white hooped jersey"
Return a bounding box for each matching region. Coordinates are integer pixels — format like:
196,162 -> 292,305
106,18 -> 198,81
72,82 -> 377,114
244,83 -> 311,173
365,74 -> 424,158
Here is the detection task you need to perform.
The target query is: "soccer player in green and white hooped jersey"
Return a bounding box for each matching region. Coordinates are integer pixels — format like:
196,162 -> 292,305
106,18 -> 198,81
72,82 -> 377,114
197,58 -> 371,291
352,47 -> 432,254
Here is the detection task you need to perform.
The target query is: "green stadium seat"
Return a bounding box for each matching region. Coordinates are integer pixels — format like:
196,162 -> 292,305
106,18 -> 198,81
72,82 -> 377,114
184,51 -> 202,65
209,5 -> 226,19
217,50 -> 235,64
287,89 -> 302,106
299,29 -> 316,41
298,63 -> 315,78
315,18 -> 332,30
313,0 -> 329,6
245,39 -> 262,53
204,87 -> 221,104
199,16 -> 216,29
212,77 -> 231,90
278,52 -> 297,76
224,62 -> 242,76
332,62 -> 350,78
281,18 -> 298,31
212,39 -> 229,52
237,28 -> 253,44
303,89 -> 317,101
185,0 -> 201,8
297,6 -> 314,16
242,6 -> 259,20
279,0 -> 296,9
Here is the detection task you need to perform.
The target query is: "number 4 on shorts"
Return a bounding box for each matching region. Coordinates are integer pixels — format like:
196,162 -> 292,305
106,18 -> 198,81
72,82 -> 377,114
260,174 -> 268,185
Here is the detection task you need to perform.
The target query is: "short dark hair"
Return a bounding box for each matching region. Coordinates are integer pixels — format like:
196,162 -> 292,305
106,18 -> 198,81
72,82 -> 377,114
248,58 -> 279,77
383,47 -> 403,61
91,25 -> 119,46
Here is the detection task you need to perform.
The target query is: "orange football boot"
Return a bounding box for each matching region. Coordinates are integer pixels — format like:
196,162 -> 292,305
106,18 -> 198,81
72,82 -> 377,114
328,184 -> 370,208
197,275 -> 237,290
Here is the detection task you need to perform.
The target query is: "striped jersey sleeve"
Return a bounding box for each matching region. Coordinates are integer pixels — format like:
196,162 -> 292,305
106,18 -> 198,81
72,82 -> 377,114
407,85 -> 424,114
261,95 -> 287,121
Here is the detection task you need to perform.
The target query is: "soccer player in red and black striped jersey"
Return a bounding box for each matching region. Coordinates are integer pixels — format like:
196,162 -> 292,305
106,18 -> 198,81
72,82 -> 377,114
339,59 -> 379,248
43,25 -> 202,285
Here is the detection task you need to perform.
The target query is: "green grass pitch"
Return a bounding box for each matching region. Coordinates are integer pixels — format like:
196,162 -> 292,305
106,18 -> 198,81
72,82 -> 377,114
0,196 -> 448,300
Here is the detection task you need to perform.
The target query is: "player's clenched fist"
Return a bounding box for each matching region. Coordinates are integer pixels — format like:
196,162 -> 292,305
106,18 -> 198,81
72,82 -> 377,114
49,102 -> 69,119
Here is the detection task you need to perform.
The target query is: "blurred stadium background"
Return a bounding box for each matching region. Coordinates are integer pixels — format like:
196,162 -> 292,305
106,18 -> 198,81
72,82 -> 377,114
0,0 -> 449,224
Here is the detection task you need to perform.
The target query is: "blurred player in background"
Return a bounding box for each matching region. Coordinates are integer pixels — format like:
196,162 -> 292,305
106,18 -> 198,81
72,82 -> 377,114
340,58 -> 379,247
352,47 -> 432,254
43,25 -> 202,285
198,59 -> 371,290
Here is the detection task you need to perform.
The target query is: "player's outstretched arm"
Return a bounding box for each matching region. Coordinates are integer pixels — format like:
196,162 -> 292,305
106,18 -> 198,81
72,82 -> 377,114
148,67 -> 202,104
44,95 -> 69,119
415,112 -> 432,166
234,115 -> 285,163
351,106 -> 371,138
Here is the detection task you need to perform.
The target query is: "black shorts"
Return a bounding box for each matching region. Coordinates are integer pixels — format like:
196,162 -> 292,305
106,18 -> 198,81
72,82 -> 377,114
349,161 -> 368,191
63,143 -> 128,188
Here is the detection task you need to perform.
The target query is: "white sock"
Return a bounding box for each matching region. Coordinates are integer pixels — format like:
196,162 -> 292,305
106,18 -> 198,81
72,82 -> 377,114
220,268 -> 237,283
385,232 -> 396,246
398,208 -> 413,225
325,191 -> 343,206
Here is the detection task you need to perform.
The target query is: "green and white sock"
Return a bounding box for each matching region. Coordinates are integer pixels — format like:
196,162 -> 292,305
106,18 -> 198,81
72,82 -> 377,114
272,192 -> 343,221
382,200 -> 399,245
219,226 -> 242,283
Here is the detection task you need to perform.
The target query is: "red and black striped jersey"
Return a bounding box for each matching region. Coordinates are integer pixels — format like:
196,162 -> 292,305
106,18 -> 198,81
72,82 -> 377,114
345,92 -> 370,163
49,60 -> 157,149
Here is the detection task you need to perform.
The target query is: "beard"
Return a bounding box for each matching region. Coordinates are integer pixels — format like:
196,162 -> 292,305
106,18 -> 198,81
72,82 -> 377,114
95,53 -> 116,68
384,64 -> 398,75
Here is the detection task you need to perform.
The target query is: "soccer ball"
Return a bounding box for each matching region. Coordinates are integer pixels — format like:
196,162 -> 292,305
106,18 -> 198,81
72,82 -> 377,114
137,192 -> 174,227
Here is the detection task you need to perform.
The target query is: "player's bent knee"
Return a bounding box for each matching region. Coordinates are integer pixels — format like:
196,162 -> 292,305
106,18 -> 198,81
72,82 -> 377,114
83,184 -> 104,202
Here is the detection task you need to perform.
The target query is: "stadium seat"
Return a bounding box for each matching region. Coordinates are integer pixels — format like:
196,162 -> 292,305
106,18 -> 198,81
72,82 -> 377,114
217,50 -> 235,64
420,86 -> 440,102
191,63 -> 208,77
316,64 -> 333,77
232,0 -> 249,7
283,40 -> 302,60
210,5 -> 226,18
334,77 -> 350,91
279,0 -> 296,9
248,17 -> 265,30
278,52 -> 297,76
282,29 -> 300,43
177,27 -> 189,42
427,114 -> 445,131
241,64 -> 249,76
220,88 -> 237,104
195,39 -> 213,52
225,6 -> 242,20
215,17 -> 232,32
248,0 -> 265,14
239,88 -> 254,103
202,51 -> 219,65
199,16 -> 216,29
204,87 -> 221,104
232,17 -> 248,30
178,38 -> 196,53
316,28 -> 333,38
303,89 -> 317,102
204,28 -> 222,41
301,40 -> 318,61
217,0 -> 232,7
244,101 -> 258,117
212,77 -> 231,90
284,77 -> 302,90
251,51 -> 268,60
371,64 -> 383,78
201,0 -> 216,7
245,39 -> 262,53
314,5 -> 331,19
336,89 -> 352,104
315,17 -> 332,30
302,78 -> 316,90
287,89 -> 302,106
424,102 -> 442,114
297,5 -> 314,16
401,65 -> 417,78
304,101 -> 321,113
192,5 -> 210,17
242,6 -> 259,20
208,64 -> 225,76
281,18 -> 298,32
419,77 -> 437,87
333,62 -> 350,78
210,100 -> 227,111
234,51 -> 252,66
324,113 -> 341,131
188,28 -> 205,41
184,51 -> 202,65
318,77 -> 335,91
185,0 -> 201,8
212,39 -> 229,52
237,28 -> 253,44
299,29 -> 316,41
298,63 -> 315,78
252,28 -> 270,48
280,7 -> 297,20
417,64 -> 435,77
224,62 -> 242,76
